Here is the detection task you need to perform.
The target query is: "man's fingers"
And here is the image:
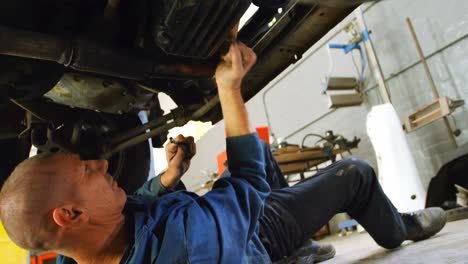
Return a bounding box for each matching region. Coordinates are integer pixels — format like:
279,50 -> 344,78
238,42 -> 257,73
167,135 -> 196,160
230,42 -> 243,74
186,136 -> 196,159
171,145 -> 186,164
221,43 -> 235,65
180,136 -> 195,159
215,41 -> 257,92
222,41 -> 255,76
174,134 -> 185,142
167,135 -> 184,152
190,138 -> 196,158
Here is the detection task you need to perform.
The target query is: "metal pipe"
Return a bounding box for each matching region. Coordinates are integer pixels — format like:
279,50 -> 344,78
9,99 -> 47,122
103,95 -> 220,158
0,25 -> 215,81
101,121 -> 177,159
406,18 -> 458,148
108,113 -> 174,145
0,26 -> 67,62
192,95 -> 220,120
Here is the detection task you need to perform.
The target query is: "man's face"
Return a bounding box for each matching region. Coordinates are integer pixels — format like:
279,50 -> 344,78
44,154 -> 127,220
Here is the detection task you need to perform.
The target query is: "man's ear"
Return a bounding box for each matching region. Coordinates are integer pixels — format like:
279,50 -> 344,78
52,205 -> 88,229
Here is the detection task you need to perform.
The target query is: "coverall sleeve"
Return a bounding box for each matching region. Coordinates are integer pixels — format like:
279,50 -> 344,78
133,173 -> 171,197
184,133 -> 271,260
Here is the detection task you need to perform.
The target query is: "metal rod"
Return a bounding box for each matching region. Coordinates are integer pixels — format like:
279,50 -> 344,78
191,95 -> 220,120
406,18 -> 458,148
9,99 -> 46,122
102,93 -> 220,158
108,113 -> 173,145
101,121 -> 177,159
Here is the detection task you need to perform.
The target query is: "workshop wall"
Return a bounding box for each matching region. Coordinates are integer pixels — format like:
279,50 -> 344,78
183,0 -> 468,193
362,0 -> 468,189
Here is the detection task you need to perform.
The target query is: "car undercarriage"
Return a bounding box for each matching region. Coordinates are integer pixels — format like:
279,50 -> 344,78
0,0 -> 370,191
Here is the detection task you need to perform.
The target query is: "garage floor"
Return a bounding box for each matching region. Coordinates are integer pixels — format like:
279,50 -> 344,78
320,219 -> 468,264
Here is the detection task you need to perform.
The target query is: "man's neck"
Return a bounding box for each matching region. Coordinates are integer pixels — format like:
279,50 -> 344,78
62,218 -> 129,264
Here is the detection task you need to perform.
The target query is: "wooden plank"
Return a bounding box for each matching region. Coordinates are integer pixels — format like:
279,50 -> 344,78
411,109 -> 443,125
276,145 -> 322,154
279,159 -> 328,174
279,162 -> 311,174
274,150 -> 330,163
405,96 -> 452,132
274,148 -> 349,164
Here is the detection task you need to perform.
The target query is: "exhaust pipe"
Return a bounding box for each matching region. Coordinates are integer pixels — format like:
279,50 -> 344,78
0,25 -> 215,81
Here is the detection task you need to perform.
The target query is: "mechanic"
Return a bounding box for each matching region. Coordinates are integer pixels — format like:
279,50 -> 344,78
0,42 -> 446,264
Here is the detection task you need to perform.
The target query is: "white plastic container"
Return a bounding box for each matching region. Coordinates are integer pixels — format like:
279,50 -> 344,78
367,104 -> 426,212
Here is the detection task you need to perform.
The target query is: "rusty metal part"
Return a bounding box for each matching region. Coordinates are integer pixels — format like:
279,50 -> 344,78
44,74 -> 138,114
45,74 -> 157,114
0,25 -> 215,81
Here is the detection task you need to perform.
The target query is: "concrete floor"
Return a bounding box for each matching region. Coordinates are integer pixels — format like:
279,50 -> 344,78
320,219 -> 468,264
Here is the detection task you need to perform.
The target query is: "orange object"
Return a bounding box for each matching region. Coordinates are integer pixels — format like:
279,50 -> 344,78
216,150 -> 228,176
30,252 -> 57,264
255,126 -> 270,143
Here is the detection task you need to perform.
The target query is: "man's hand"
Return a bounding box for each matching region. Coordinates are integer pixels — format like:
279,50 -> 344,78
160,135 -> 196,190
215,41 -> 257,93
215,41 -> 257,137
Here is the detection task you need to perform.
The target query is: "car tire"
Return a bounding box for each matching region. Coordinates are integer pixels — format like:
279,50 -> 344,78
108,114 -> 151,194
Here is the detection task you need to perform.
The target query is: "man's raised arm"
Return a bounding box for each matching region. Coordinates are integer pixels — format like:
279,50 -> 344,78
180,42 -> 271,261
216,41 -> 256,137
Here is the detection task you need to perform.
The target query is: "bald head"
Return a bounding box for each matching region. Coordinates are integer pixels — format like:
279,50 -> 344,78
0,154 -> 73,251
0,153 -> 127,254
